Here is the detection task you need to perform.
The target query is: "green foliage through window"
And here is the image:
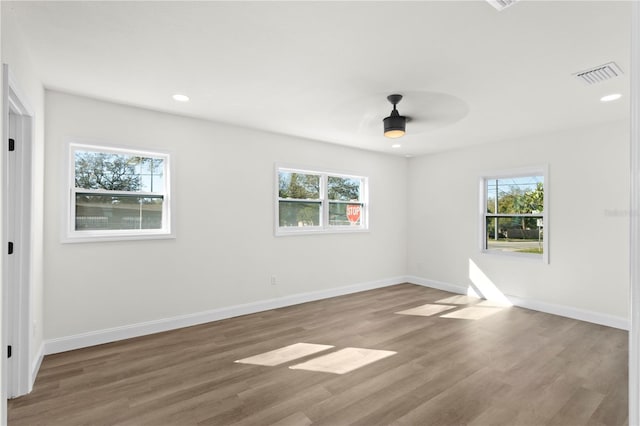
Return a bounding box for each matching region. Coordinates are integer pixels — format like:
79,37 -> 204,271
277,168 -> 366,232
484,175 -> 544,256
70,145 -> 169,236
278,172 -> 319,200
75,151 -> 164,193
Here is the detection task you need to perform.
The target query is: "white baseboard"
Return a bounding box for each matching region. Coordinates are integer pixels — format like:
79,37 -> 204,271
43,274 -> 629,355
406,276 -> 468,295
30,343 -> 44,392
406,275 -> 630,330
506,294 -> 629,330
44,276 -> 406,355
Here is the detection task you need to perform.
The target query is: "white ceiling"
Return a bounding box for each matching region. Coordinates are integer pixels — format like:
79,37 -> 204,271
6,1 -> 631,156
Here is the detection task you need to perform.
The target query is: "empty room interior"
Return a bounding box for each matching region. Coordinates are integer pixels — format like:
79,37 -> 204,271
1,1 -> 638,425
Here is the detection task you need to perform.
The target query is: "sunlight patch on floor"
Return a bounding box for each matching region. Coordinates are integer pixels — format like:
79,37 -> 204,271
440,306 -> 504,320
395,303 -> 457,317
235,343 -> 334,366
289,347 -> 396,374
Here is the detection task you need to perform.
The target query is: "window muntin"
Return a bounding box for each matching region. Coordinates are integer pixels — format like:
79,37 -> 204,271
67,144 -> 171,241
276,167 -> 367,234
483,174 -> 545,258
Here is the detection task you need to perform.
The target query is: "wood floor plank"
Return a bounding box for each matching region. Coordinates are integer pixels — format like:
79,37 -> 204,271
549,386 -> 606,426
391,366 -> 512,426
8,284 -> 628,425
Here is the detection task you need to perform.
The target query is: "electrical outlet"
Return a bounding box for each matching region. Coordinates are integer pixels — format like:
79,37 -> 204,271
270,275 -> 277,285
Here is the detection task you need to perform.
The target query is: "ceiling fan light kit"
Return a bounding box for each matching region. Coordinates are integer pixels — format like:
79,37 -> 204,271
383,94 -> 407,138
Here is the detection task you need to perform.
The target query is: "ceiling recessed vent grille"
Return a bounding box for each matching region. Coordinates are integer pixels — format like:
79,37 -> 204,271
574,62 -> 624,85
486,0 -> 520,11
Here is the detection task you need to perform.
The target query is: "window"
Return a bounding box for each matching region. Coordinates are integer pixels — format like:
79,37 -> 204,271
481,169 -> 547,261
66,143 -> 172,242
276,166 -> 368,235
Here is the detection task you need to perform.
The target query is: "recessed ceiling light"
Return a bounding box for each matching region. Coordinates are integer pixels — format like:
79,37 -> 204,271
172,94 -> 190,102
600,93 -> 622,102
391,144 -> 401,148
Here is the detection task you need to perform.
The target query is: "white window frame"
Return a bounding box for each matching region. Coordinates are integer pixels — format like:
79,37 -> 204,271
479,166 -> 549,263
275,164 -> 369,236
64,142 -> 174,243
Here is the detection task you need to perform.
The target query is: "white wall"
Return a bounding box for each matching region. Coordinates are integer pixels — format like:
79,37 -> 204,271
44,91 -> 630,345
407,120 -> 630,323
43,91 -> 408,342
1,4 -> 45,389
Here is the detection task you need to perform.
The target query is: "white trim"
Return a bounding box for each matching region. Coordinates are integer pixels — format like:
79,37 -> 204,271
507,294 -> 629,331
3,64 -> 34,398
64,142 -> 174,243
406,275 -> 468,294
43,275 -> 629,356
43,276 -> 405,355
630,2 -> 639,424
275,225 -> 370,237
479,165 -> 549,264
7,73 -> 35,118
274,163 -> 369,236
407,275 -> 629,331
1,63 -> 7,424
480,165 -> 547,181
30,343 -> 44,389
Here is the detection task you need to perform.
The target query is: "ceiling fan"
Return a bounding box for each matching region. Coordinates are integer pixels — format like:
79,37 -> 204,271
383,94 -> 408,138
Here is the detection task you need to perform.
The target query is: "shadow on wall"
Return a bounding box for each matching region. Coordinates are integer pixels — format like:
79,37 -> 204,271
467,259 -> 512,306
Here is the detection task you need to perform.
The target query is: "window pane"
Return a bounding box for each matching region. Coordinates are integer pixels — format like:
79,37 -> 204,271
329,203 -> 362,226
278,172 -> 320,200
486,216 -> 543,255
328,176 -> 361,201
75,151 -> 165,193
275,167 -> 368,235
278,201 -> 321,227
486,176 -> 543,214
76,194 -> 164,230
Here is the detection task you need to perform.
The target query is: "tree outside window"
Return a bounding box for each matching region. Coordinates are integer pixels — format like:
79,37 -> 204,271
484,175 -> 545,256
67,144 -> 171,242
276,167 -> 367,235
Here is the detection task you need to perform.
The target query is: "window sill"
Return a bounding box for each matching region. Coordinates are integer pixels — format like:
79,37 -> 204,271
63,231 -> 175,244
481,248 -> 548,264
275,227 -> 369,237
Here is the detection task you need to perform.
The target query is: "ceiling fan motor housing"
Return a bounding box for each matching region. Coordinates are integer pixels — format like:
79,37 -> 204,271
384,94 -> 407,138
383,112 -> 406,133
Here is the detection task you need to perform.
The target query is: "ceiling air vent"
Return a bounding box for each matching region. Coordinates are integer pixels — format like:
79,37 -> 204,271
486,0 -> 520,11
574,62 -> 624,85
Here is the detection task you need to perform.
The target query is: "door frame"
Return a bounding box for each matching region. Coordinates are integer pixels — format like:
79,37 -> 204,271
2,64 -> 34,399
631,4 -> 639,425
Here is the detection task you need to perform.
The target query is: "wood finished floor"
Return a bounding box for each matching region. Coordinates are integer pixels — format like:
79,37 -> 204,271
8,284 -> 628,425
